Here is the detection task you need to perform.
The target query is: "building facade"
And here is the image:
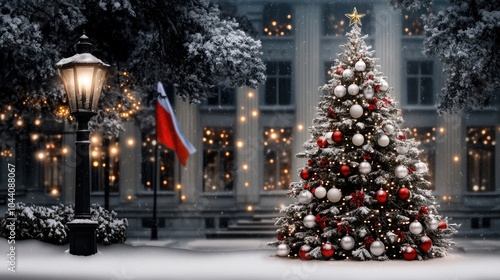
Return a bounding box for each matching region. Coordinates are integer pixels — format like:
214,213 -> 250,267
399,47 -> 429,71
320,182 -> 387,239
1,0 -> 499,238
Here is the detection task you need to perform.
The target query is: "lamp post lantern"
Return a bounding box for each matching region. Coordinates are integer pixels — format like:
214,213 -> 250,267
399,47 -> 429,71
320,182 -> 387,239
56,34 -> 109,256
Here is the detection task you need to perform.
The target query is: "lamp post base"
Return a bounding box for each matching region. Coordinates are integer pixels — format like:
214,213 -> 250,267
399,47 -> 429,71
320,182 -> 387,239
68,220 -> 98,256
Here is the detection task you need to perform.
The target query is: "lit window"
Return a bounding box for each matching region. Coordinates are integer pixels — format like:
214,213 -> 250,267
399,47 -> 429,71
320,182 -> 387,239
406,61 -> 434,105
403,9 -> 425,36
467,127 -> 495,192
91,136 -> 120,193
412,127 -> 436,189
263,3 -> 292,36
263,128 -> 293,191
264,61 -> 292,106
323,4 -> 373,36
203,127 -> 235,192
141,134 -> 175,191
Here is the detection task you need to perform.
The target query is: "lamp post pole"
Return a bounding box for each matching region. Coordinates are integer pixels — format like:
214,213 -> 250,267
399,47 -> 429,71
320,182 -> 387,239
57,34 -> 109,256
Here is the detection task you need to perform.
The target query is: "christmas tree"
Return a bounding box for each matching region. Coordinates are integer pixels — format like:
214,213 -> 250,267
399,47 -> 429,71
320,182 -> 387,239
270,8 -> 458,261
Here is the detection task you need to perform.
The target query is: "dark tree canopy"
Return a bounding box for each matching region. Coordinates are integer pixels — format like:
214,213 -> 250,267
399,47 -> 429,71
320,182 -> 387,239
0,0 -> 265,150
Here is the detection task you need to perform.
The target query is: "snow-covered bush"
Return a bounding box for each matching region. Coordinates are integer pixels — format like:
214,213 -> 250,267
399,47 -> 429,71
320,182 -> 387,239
0,203 -> 127,245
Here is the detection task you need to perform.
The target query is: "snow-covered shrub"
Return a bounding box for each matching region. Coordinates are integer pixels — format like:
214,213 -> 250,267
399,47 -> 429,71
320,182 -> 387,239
0,203 -> 127,245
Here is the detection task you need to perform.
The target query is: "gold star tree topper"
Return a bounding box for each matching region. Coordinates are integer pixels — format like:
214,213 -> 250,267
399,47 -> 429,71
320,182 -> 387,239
345,7 -> 365,26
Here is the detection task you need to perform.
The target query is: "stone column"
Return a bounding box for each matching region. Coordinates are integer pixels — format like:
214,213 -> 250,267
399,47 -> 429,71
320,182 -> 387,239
292,4 -> 321,182
175,98 -> 201,206
119,120 -> 141,202
236,87 -> 260,207
372,4 -> 403,103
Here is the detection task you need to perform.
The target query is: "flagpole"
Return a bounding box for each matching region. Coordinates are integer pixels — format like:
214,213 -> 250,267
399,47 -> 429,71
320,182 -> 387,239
151,133 -> 159,241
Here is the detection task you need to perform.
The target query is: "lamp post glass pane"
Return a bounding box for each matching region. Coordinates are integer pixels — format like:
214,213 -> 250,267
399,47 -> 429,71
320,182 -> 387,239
76,66 -> 95,111
92,68 -> 107,111
60,68 -> 77,113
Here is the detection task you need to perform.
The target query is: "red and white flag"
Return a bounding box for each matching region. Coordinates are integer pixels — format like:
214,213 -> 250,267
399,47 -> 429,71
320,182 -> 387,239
156,82 -> 196,166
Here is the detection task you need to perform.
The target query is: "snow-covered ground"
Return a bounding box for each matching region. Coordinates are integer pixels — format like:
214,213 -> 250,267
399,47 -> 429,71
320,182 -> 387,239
1,238 -> 500,280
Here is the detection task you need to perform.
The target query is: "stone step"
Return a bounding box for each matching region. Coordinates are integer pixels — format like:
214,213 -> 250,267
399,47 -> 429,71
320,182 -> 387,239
227,224 -> 279,231
236,220 -> 277,226
206,230 -> 277,239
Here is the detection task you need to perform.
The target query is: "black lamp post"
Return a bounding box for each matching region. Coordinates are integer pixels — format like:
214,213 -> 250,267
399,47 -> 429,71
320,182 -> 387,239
56,34 -> 109,256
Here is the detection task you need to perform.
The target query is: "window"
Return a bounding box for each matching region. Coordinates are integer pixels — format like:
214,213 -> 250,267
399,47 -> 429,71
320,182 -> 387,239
407,60 -> 434,105
323,4 -> 373,36
403,9 -> 425,36
32,134 -> 64,196
206,87 -> 236,107
411,127 -> 436,189
264,61 -> 292,106
263,128 -> 293,191
203,127 -> 235,192
263,3 -> 293,36
90,135 -> 120,193
466,127 -> 495,192
141,135 -> 175,191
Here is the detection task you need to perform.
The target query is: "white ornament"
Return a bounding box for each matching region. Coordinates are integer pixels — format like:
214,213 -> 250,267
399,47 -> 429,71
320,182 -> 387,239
414,162 -> 428,173
348,84 -> 359,96
298,190 -> 313,204
334,85 -> 347,98
315,186 -> 327,199
427,219 -> 439,230
352,133 -> 364,146
350,104 -> 363,118
341,235 -> 355,250
303,214 -> 316,228
325,132 -> 334,144
342,69 -> 354,79
395,165 -> 408,179
355,59 -> 366,71
277,244 -> 290,257
370,241 -> 385,256
377,135 -> 390,147
380,79 -> 389,91
395,146 -> 408,154
363,86 -> 374,99
327,188 -> 342,203
359,161 -> 372,174
409,220 -> 423,235
384,124 -> 395,134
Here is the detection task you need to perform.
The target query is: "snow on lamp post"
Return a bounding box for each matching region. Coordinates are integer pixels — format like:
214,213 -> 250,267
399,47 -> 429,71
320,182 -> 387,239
56,34 -> 109,256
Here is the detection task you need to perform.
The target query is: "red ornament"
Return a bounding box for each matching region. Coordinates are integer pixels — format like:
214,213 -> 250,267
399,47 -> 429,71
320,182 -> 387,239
321,243 -> 335,258
299,244 -> 313,260
317,137 -> 328,148
419,236 -> 432,252
303,183 -> 309,190
277,233 -> 284,241
300,169 -> 311,180
333,131 -> 343,143
375,189 -> 388,203
403,246 -> 417,260
307,159 -> 314,167
340,165 -> 351,176
336,67 -> 344,75
419,206 -> 428,215
397,187 -> 411,200
438,220 -> 447,230
311,187 -> 316,196
368,74 -> 374,80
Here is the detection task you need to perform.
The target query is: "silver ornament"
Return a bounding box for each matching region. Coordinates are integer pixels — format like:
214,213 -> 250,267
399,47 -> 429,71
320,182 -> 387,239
355,59 -> 366,71
315,186 -> 327,199
415,162 -> 428,173
384,124 -> 395,134
396,146 -> 408,154
334,85 -> 346,97
395,165 -> 408,178
427,219 -> 439,230
380,79 -> 389,91
378,135 -> 390,147
303,214 -> 316,228
359,161 -> 372,174
277,244 -> 290,257
370,240 -> 385,256
348,84 -> 359,95
352,133 -> 365,146
342,69 -> 354,79
350,104 -> 363,118
409,220 -> 423,234
341,235 -> 355,250
298,190 -> 313,204
325,132 -> 334,144
327,188 -> 342,203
